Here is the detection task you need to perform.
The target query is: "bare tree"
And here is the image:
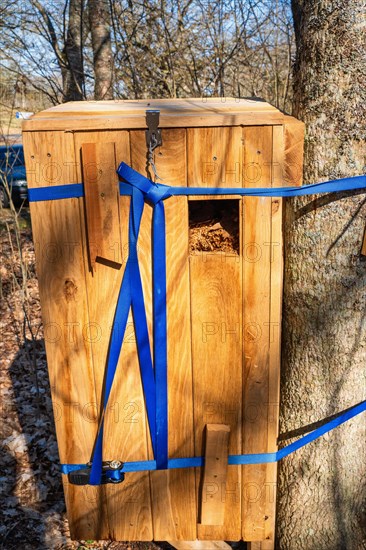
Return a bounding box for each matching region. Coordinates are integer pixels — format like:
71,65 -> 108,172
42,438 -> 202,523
0,0 -> 86,104
88,0 -> 113,99
63,0 -> 85,100
30,0 -> 85,101
1,0 -> 295,109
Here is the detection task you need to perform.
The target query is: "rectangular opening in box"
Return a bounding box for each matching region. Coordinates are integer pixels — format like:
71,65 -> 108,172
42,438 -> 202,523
189,199 -> 240,255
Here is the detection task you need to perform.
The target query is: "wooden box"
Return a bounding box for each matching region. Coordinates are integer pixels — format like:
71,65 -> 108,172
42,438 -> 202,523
22,99 -> 304,547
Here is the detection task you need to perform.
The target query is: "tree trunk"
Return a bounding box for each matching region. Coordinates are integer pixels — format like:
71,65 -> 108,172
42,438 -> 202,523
89,0 -> 113,99
31,0 -> 84,102
277,1 -> 366,549
62,0 -> 84,101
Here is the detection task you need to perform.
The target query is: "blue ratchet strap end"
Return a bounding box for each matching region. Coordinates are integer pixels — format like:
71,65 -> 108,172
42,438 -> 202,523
67,459 -> 125,486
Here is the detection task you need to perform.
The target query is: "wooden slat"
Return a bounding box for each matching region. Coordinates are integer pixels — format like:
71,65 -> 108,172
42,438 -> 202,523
130,128 -> 197,540
263,126 -> 284,546
283,115 -> 305,187
168,541 -> 232,550
247,542 -> 275,550
23,98 -> 283,133
190,258 -> 242,541
361,228 -> 366,256
23,101 -> 284,133
187,126 -> 243,188
81,142 -> 122,269
74,130 -> 154,540
22,131 -> 110,539
242,126 -> 272,541
188,124 -> 243,542
30,97 -> 279,116
200,424 -> 230,526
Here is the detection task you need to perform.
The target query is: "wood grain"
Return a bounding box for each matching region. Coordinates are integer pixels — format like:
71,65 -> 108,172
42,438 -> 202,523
263,125 -> 284,548
168,541 -> 232,550
74,130 -> 154,540
242,126 -> 272,542
283,115 -> 305,187
188,124 -> 243,539
130,128 -> 197,540
22,130 -> 110,539
200,424 -> 230,526
187,127 -> 243,188
247,542 -> 275,550
81,142 -> 122,269
31,97 -> 279,116
361,228 -> 366,256
23,98 -> 284,132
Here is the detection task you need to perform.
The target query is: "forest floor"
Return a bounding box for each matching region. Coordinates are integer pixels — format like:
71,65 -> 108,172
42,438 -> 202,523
0,206 -> 246,550
0,206 -> 165,550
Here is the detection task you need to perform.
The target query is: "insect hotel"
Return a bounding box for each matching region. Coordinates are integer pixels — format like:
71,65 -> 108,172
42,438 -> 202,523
22,99 -> 304,548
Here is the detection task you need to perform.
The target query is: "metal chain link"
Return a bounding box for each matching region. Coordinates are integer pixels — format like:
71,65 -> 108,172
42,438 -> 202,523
147,133 -> 162,183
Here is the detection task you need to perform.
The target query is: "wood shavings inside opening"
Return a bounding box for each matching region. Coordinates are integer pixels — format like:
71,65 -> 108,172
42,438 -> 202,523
188,199 -> 240,255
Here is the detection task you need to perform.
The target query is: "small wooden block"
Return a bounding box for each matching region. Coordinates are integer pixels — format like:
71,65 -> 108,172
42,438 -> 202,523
200,424 -> 230,526
81,141 -> 122,270
361,225 -> 366,256
247,542 -> 274,550
168,541 -> 232,550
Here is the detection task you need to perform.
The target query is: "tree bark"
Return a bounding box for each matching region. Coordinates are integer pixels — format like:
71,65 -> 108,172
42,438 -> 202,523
62,0 -> 84,101
277,1 -> 366,549
31,0 -> 84,102
89,0 -> 113,99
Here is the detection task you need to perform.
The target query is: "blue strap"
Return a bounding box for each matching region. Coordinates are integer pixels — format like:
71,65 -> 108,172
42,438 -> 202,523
28,183 -> 83,202
162,174 -> 366,197
61,400 -> 366,474
89,172 -> 171,483
117,162 -> 366,198
89,185 -> 158,485
28,174 -> 366,203
153,201 -> 168,469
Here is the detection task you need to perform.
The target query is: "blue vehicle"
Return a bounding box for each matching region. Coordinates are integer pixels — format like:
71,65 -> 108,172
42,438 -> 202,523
0,144 -> 28,207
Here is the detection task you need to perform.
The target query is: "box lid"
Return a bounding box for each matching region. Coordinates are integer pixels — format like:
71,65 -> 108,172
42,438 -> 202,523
22,97 -> 284,132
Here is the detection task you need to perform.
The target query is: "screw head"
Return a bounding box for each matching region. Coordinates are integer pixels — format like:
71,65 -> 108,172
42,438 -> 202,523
109,460 -> 122,470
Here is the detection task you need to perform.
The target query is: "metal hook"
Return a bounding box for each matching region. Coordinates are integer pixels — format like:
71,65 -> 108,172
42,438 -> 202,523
146,110 -> 163,182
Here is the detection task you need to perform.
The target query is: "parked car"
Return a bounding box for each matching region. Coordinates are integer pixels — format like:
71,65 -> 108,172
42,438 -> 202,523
0,144 -> 28,207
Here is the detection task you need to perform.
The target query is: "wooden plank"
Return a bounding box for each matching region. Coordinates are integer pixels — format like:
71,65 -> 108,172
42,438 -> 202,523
30,97 -> 279,116
361,227 -> 366,256
23,110 -> 283,133
168,541 -> 232,550
22,131 -> 110,539
263,126 -> 284,546
242,126 -> 273,542
81,142 -> 122,269
73,130 -> 154,540
187,127 -> 243,188
188,127 -> 243,542
130,128 -> 197,540
200,424 -> 230,526
247,542 -> 274,550
283,115 -> 305,187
